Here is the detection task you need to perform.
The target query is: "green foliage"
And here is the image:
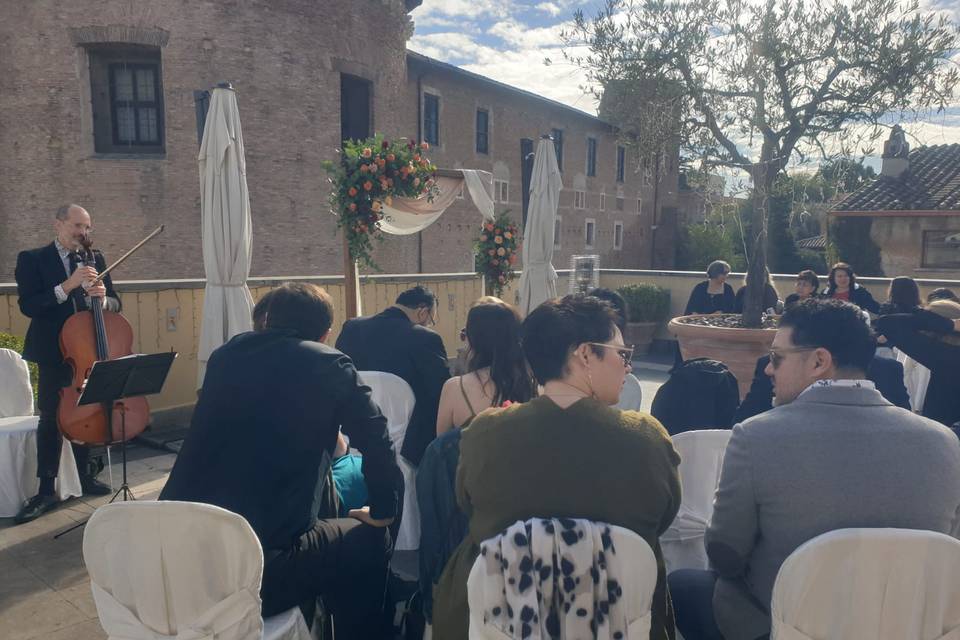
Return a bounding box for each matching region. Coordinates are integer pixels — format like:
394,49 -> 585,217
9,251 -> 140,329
0,332 -> 38,406
676,223 -> 746,272
616,284 -> 671,323
830,217 -> 885,276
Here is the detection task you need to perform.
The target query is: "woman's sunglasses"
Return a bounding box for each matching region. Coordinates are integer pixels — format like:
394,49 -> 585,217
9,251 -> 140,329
587,342 -> 634,367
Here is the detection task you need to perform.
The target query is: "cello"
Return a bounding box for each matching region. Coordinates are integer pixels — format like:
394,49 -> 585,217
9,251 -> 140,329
57,232 -> 157,445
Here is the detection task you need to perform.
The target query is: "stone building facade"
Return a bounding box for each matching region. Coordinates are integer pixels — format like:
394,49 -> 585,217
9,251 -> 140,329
0,0 -> 676,282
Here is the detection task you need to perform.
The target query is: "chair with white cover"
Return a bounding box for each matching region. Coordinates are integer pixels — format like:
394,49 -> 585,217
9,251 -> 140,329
83,501 -> 311,640
770,528 -> 960,640
0,348 -> 81,516
358,371 -> 419,554
660,429 -> 732,573
467,518 -> 658,639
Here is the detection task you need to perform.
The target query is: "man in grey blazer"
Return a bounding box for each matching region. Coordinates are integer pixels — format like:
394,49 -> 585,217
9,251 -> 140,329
670,298 -> 960,640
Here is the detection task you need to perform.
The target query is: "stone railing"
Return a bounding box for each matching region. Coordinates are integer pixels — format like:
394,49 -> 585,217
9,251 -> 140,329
3,269 -> 957,413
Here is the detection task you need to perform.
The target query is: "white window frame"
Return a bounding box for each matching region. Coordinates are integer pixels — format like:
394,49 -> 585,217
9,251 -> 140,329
584,218 -> 596,249
614,221 -> 624,250
574,190 -> 586,210
494,179 -> 509,203
554,215 -> 562,249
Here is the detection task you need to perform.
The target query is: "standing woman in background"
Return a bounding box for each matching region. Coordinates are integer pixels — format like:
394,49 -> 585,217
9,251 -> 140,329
822,262 -> 880,314
684,260 -> 736,315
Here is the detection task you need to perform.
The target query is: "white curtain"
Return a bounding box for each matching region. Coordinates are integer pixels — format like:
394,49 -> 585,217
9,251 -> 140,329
197,87 -> 254,387
378,169 -> 494,235
518,138 -> 562,316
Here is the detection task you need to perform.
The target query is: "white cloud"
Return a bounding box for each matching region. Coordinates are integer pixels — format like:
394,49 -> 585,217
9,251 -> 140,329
487,18 -> 571,49
409,0 -> 511,21
535,2 -> 563,16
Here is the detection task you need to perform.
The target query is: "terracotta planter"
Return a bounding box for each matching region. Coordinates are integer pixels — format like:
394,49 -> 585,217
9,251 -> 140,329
668,315 -> 777,399
623,321 -> 660,355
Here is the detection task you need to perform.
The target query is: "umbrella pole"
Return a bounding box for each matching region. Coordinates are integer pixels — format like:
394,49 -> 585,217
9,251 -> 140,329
343,232 -> 359,319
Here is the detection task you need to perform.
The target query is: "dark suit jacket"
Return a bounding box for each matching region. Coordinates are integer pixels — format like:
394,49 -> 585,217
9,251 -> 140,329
734,354 -> 912,422
15,243 -> 119,365
336,307 -> 450,465
160,329 -> 402,551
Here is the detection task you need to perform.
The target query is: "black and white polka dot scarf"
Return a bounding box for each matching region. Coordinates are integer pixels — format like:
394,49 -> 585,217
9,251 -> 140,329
475,518 -> 633,639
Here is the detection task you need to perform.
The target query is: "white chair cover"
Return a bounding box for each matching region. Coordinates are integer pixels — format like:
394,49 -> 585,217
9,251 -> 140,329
771,528 -> 960,640
83,501 -> 310,640
897,349 -> 931,413
467,518 -> 658,639
660,429 -> 732,573
0,349 -> 82,515
0,348 -> 34,418
358,371 -> 419,552
614,373 -> 643,412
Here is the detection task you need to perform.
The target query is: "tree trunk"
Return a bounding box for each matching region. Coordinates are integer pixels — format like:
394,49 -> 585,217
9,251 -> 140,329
742,163 -> 774,328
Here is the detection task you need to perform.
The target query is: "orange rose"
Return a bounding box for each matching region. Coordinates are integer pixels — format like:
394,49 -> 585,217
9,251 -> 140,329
413,154 -> 421,162
362,148 -> 372,158
494,236 -> 503,244
497,247 -> 505,256
348,187 -> 358,197
372,201 -> 382,212
420,142 -> 429,150
363,181 -> 373,191
504,231 -> 512,239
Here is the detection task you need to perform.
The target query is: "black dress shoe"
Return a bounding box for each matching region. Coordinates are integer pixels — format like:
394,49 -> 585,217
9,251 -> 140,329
13,494 -> 60,524
80,476 -> 112,496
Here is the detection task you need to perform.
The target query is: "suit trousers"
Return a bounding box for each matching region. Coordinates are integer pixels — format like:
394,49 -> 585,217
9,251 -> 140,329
36,363 -> 89,481
261,517 -> 392,639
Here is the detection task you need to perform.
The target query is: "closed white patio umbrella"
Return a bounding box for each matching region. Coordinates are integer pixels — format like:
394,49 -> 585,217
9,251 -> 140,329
197,85 -> 254,386
518,136 -> 562,316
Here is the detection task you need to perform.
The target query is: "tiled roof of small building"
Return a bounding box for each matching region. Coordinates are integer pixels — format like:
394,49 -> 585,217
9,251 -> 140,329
796,234 -> 826,249
833,143 -> 960,212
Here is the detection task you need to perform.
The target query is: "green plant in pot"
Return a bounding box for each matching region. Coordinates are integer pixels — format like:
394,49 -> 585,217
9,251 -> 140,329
616,284 -> 670,355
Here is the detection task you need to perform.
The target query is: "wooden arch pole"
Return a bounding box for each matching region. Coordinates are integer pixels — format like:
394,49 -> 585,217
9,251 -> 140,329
343,232 -> 360,319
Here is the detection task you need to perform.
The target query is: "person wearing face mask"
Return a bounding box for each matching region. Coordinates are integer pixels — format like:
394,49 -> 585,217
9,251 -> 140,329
336,285 -> 450,466
12,204 -> 120,524
431,294 -> 682,640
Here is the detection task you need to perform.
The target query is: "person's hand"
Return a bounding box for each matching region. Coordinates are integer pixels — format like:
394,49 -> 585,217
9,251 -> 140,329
348,506 -> 394,528
63,266 -> 98,293
85,280 -> 107,298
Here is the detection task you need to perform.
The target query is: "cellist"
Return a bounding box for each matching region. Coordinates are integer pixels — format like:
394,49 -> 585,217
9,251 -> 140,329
13,204 -> 119,524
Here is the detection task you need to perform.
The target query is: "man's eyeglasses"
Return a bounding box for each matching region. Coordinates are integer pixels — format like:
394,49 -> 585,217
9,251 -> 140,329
587,342 -> 634,367
768,346 -> 816,368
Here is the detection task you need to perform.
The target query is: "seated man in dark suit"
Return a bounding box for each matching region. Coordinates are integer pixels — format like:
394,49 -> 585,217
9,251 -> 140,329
336,285 -> 450,466
160,283 -> 402,639
734,352 -> 911,422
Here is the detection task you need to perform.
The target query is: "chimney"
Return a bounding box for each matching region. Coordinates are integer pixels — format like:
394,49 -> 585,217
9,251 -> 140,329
881,125 -> 910,178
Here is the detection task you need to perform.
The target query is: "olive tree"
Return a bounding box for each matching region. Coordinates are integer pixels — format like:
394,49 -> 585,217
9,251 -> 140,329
563,0 -> 958,325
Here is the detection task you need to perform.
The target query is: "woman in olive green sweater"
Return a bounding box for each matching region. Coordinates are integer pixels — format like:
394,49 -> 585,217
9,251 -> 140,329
432,294 -> 682,639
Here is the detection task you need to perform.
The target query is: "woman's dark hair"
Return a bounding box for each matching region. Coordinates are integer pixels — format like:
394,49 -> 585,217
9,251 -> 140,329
886,276 -> 921,311
827,262 -> 856,292
587,287 -> 628,331
521,294 -> 619,385
797,270 -> 819,293
252,282 -> 334,341
706,260 -> 731,279
779,298 -> 876,372
465,301 -> 536,404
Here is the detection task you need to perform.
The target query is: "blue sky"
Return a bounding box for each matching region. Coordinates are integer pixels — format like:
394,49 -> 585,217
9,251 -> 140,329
408,0 -> 960,161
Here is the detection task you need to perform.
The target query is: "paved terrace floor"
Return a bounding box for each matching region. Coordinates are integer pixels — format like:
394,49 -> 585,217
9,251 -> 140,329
0,360 -> 670,640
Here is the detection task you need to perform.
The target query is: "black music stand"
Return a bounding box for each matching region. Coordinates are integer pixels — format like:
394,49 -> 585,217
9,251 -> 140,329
55,352 -> 176,538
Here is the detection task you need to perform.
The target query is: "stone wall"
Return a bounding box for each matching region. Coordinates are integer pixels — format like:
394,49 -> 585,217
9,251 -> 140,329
870,215 -> 960,280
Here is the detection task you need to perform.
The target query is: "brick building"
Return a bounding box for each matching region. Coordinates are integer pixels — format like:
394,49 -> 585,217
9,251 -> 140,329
0,0 -> 676,282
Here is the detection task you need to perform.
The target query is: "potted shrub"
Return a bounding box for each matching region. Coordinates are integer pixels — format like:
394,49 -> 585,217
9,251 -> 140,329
617,283 -> 670,355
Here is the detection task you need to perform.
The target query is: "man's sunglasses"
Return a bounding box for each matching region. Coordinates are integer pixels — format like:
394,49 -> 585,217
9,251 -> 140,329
768,346 -> 816,368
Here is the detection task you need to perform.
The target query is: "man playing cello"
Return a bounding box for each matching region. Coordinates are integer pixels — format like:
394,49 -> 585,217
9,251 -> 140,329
13,204 -> 119,524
